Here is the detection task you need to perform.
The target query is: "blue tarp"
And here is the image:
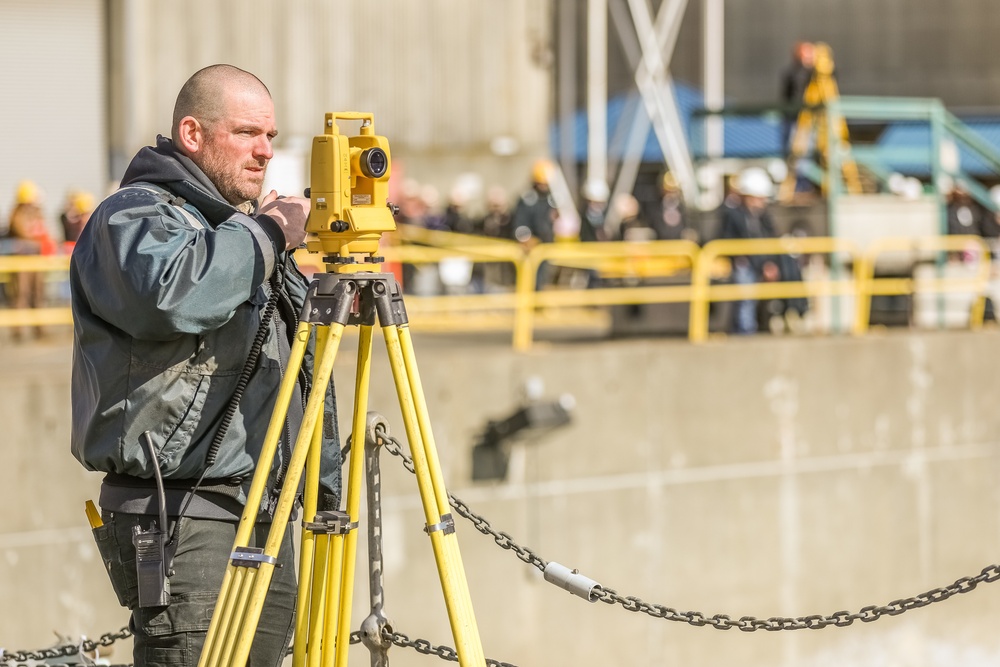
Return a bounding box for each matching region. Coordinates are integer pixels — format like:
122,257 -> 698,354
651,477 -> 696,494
874,120 -> 1000,176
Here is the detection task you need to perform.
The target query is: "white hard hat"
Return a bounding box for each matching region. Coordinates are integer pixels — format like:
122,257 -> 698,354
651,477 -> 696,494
736,167 -> 774,198
581,178 -> 610,203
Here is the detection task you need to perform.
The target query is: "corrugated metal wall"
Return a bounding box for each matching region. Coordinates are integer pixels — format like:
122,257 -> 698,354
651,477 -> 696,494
599,0 -> 1000,112
721,0 -> 1000,109
0,0 -> 106,237
107,0 -> 554,197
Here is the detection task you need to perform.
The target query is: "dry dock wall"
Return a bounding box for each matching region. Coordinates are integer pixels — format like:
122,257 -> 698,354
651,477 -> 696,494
3,330 -> 1000,667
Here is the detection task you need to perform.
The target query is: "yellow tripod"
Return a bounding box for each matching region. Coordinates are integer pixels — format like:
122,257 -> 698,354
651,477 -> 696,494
197,113 -> 486,667
780,42 -> 863,201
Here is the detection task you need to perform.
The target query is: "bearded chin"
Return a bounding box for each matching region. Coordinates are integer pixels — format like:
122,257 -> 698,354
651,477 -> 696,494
203,156 -> 264,205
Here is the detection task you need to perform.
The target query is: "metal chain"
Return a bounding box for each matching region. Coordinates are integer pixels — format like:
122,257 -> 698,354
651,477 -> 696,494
380,432 -> 547,573
379,430 -> 1000,632
1,627 -> 132,664
383,630 -> 518,667
590,562 -> 1000,630
22,430 -> 994,667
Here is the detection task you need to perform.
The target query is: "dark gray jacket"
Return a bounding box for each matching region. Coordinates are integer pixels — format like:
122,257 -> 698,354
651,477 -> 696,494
70,137 -> 340,519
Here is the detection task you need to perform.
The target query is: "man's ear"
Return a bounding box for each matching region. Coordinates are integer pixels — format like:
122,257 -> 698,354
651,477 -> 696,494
175,116 -> 205,155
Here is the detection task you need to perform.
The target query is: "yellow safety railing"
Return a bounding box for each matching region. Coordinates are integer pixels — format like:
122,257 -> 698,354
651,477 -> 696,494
513,240 -> 701,350
0,255 -> 72,328
687,235 -> 992,343
854,235 -> 993,334
296,242 -> 528,333
2,236 -> 994,349
391,222 -> 519,250
688,237 -> 865,343
383,243 -> 526,331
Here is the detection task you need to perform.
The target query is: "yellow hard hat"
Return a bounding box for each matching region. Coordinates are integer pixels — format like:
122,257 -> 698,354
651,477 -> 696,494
16,180 -> 39,205
531,159 -> 552,185
71,191 -> 96,215
661,172 -> 679,192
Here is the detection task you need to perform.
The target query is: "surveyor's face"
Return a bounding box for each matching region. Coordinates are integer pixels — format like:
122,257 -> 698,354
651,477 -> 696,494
201,88 -> 277,205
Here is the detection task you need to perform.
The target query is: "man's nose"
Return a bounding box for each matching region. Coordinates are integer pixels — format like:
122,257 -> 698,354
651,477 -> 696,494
254,135 -> 274,161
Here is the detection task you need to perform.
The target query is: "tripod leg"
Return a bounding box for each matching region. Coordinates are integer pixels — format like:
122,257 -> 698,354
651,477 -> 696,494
380,322 -> 486,667
327,322 -> 376,667
200,320 -> 313,667
206,321 -> 348,667
296,326 -> 335,667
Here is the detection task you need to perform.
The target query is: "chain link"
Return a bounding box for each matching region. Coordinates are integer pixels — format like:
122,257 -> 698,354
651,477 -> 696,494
1,627 -> 132,664
384,630 -> 518,667
380,429 -> 1000,632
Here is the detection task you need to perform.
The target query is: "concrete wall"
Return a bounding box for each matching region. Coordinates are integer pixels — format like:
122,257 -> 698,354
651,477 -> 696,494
4,330 -> 1000,666
105,0 -> 554,202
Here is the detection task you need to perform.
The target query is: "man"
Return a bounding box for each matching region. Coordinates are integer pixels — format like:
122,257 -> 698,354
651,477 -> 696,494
6,180 -> 56,340
510,159 -> 556,245
641,172 -> 694,242
578,178 -> 609,243
718,167 -> 780,334
510,160 -> 557,289
71,65 -> 341,667
780,41 -> 815,157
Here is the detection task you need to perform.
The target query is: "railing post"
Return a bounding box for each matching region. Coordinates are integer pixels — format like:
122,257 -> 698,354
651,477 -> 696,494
688,242 -> 713,343
969,238 -> 991,330
512,247 -> 539,351
852,252 -> 872,336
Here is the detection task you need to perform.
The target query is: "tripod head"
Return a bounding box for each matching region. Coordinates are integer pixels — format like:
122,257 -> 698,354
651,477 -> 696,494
306,112 -> 397,273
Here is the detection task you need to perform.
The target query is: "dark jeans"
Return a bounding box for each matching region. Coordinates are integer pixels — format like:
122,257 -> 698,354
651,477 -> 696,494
94,512 -> 296,667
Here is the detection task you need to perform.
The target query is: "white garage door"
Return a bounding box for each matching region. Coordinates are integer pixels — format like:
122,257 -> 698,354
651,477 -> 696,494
0,0 -> 105,239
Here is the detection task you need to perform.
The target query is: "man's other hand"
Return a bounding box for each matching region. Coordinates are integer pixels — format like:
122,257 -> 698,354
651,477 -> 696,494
259,190 -> 309,250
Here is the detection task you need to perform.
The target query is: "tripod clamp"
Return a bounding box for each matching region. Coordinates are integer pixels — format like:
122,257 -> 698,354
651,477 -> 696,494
229,547 -> 278,569
424,514 -> 456,535
303,511 -> 357,535
301,272 -> 408,328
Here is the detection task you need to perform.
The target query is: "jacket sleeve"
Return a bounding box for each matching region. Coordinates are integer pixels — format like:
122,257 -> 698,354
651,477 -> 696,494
74,189 -> 276,340
719,207 -> 740,240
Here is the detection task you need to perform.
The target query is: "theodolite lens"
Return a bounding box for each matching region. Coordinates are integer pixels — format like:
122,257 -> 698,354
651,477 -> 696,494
360,148 -> 388,179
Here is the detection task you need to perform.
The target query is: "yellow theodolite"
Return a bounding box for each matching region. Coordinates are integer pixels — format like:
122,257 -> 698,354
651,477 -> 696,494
307,112 -> 396,269
780,42 -> 863,202
198,113 -> 486,667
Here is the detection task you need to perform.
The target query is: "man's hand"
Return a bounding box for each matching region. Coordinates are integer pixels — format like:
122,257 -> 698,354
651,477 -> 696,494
259,190 -> 309,250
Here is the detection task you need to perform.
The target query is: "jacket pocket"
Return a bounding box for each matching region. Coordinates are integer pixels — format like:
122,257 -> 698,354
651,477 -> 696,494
156,374 -> 209,472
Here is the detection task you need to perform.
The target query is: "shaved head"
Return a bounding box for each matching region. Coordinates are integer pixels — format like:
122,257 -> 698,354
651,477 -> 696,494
171,64 -> 271,141
171,65 -> 277,204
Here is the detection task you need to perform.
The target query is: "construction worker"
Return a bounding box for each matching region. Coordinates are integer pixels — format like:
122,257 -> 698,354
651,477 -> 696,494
6,180 -> 56,340
510,159 -> 556,246
643,172 -> 694,242
780,41 -> 815,157
719,167 -> 780,334
60,190 -> 96,245
579,178 -> 610,242
70,65 -> 341,667
511,159 -> 558,289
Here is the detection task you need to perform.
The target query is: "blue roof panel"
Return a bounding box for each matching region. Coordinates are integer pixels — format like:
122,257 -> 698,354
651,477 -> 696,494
552,85 -> 1000,176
